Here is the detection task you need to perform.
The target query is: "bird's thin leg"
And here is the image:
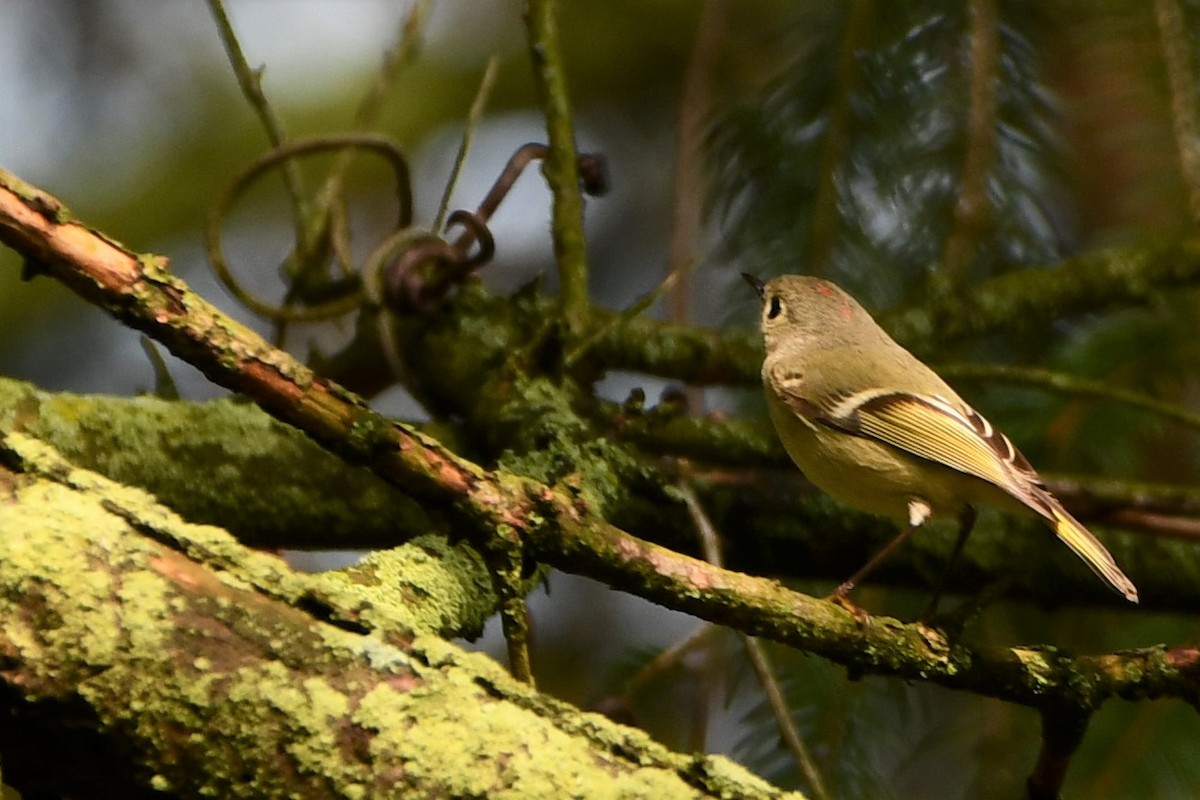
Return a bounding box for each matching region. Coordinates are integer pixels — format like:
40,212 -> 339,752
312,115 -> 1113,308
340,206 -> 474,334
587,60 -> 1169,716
923,505 -> 977,618
830,524 -> 917,599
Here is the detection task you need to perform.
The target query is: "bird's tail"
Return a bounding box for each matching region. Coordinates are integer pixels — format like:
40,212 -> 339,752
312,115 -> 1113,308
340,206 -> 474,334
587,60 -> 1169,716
1047,503 -> 1139,603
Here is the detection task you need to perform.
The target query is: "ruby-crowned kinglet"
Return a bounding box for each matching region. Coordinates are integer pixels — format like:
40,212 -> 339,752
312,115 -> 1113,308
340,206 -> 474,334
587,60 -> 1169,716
744,273 -> 1138,603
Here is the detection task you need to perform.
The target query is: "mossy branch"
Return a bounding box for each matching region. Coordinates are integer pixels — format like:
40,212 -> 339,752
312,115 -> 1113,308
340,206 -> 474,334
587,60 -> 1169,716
885,236 -> 1200,355
524,0 -> 590,329
0,430 -> 494,642
0,376 -> 434,550
0,433 -> 794,800
2,169 -> 1199,718
6,369 -> 1200,611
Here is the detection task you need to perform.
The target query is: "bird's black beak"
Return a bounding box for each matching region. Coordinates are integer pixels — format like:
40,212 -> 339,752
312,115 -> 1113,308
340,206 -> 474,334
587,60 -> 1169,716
741,272 -> 765,299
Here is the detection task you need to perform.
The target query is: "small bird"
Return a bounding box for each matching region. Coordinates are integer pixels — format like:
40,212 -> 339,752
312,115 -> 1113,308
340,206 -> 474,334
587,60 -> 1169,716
744,273 -> 1138,604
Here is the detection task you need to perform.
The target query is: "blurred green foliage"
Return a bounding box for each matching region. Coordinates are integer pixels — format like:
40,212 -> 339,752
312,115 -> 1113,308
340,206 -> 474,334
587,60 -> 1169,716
709,2 -> 1070,309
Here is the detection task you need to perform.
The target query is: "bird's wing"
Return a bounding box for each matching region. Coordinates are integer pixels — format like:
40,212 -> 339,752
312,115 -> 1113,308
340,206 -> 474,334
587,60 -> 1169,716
775,382 -> 1039,497
772,377 -> 1140,602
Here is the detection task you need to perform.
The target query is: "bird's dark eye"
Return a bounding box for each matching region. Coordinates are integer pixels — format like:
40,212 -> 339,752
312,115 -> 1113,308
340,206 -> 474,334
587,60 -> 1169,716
767,295 -> 782,320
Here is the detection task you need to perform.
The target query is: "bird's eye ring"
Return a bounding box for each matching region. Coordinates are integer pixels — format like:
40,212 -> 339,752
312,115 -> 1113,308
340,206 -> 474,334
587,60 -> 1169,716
767,295 -> 782,320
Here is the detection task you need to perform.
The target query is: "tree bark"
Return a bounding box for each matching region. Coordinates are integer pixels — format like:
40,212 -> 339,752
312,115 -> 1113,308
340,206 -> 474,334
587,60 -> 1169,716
0,431 -> 797,800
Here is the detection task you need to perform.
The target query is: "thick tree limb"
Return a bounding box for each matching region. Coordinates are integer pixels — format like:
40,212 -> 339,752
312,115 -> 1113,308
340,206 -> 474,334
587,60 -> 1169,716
0,430 -> 494,644
0,432 -> 795,800
0,376 -> 432,550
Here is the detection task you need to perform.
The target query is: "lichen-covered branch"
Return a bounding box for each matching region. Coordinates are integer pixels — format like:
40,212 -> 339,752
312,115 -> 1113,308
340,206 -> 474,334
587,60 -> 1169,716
7,368 -> 1200,611
2,168 -> 1200,739
530,497 -> 1200,709
0,430 -> 494,643
887,236 -> 1200,353
0,376 -> 433,550
0,433 -> 795,800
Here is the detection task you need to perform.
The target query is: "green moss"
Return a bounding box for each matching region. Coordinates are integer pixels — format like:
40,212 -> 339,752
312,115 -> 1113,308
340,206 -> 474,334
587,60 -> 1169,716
343,407 -> 397,462
0,376 -> 435,550
1,480 -> 164,686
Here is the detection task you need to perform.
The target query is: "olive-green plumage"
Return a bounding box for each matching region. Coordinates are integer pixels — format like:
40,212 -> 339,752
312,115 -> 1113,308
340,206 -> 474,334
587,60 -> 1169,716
747,273 -> 1138,603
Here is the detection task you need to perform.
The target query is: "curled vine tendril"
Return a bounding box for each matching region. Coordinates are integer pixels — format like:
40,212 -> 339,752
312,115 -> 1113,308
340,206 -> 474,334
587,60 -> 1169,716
377,142 -> 608,314
208,139 -> 607,329
205,134 -> 412,323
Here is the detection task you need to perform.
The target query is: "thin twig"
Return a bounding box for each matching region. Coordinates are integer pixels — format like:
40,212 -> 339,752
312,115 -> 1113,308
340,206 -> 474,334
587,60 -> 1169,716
206,135 -> 412,322
523,0 -> 590,332
434,57 -> 501,231
1046,475 -> 1200,522
205,0 -> 309,239
1103,509 -> 1200,542
808,0 -> 872,273
137,337 -> 180,400
940,362 -> 1200,434
740,639 -> 833,800
351,1 -> 428,129
563,258 -> 695,369
307,1 -> 427,243
624,625 -> 718,699
306,2 -> 427,283
678,480 -> 832,800
939,0 -> 1000,287
1154,0 -> 1200,224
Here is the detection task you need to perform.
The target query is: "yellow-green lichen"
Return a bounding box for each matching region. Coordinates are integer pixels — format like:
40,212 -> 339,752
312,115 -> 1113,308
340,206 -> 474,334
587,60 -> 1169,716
311,535 -> 497,639
349,660 -> 787,800
0,428 -> 796,798
7,428 -> 495,643
3,482 -> 130,668
1012,647 -> 1056,689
